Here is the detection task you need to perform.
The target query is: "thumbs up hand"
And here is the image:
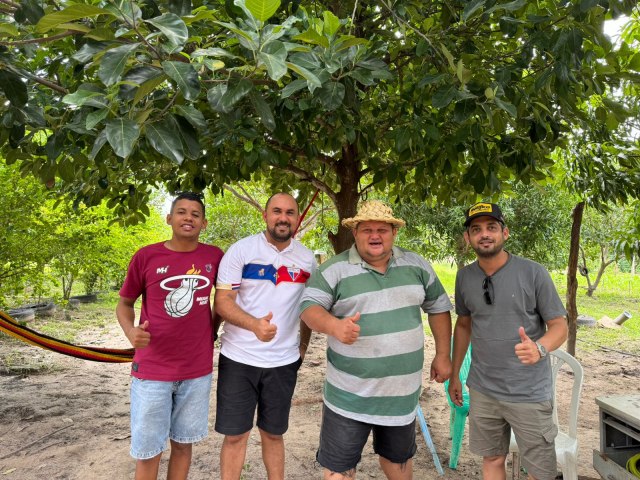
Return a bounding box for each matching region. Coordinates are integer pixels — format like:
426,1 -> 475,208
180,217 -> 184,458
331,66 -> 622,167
254,312 -> 277,342
514,326 -> 541,365
333,312 -> 361,345
127,320 -> 151,348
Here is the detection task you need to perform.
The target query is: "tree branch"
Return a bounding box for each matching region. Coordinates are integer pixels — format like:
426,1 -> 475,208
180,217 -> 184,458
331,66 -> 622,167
280,164 -> 337,206
0,30 -> 78,46
223,185 -> 263,213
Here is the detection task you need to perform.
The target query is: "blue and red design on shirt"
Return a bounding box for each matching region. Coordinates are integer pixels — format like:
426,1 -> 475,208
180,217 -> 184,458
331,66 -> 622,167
242,263 -> 310,286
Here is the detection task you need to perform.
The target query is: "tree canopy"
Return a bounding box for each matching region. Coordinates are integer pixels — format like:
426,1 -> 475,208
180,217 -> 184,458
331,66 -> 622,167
1,0 -> 639,252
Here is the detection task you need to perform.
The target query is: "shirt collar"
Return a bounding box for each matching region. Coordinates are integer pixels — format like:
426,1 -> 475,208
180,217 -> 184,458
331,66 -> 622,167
260,231 -> 295,253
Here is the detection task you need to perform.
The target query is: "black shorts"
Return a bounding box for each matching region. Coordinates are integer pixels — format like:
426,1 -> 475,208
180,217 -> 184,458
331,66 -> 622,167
214,354 -> 302,436
316,405 -> 417,473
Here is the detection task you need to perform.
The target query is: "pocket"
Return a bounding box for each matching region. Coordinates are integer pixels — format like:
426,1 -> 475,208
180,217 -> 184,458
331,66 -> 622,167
542,421 -> 558,443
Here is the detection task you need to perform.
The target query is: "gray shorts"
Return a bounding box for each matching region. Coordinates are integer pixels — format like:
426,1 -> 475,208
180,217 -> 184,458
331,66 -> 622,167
469,388 -> 558,480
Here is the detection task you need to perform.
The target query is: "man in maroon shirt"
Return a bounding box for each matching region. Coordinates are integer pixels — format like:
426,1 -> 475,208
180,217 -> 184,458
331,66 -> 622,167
117,192 -> 224,480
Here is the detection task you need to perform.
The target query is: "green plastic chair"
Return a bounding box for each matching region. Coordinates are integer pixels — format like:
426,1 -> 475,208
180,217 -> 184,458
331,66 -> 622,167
443,342 -> 472,469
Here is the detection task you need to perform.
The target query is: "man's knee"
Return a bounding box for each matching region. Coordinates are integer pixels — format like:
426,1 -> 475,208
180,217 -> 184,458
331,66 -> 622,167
169,440 -> 192,455
223,432 -> 251,447
483,454 -> 507,466
259,428 -> 283,442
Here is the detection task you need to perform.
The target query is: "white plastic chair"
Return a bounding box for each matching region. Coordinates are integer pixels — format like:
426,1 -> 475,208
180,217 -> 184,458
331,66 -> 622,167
510,349 -> 584,480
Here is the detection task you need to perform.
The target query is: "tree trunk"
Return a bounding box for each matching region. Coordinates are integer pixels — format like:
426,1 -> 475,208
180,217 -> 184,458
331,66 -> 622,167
565,202 -> 585,356
327,144 -> 360,254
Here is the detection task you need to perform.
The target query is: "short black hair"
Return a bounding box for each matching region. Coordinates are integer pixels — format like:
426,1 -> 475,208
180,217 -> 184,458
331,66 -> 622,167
171,192 -> 205,216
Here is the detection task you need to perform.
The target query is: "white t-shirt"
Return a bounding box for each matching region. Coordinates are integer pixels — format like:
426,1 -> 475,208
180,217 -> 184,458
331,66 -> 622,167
216,232 -> 316,367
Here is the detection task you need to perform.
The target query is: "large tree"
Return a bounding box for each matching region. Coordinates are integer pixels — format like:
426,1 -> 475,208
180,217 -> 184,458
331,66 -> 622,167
1,0 -> 638,253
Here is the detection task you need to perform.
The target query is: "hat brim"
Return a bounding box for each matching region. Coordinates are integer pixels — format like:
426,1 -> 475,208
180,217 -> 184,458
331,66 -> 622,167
342,217 -> 406,229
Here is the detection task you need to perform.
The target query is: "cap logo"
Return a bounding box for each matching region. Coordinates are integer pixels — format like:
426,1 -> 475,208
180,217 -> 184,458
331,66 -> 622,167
468,203 -> 493,216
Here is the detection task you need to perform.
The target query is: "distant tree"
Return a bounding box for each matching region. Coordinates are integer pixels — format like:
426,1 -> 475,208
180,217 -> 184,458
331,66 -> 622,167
0,159 -> 52,303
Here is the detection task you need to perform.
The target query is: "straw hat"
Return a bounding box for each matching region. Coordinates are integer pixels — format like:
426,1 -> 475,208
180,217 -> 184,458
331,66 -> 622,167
341,200 -> 406,229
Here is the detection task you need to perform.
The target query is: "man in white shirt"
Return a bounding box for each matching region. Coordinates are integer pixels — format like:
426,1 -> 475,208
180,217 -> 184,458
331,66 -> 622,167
214,193 -> 316,480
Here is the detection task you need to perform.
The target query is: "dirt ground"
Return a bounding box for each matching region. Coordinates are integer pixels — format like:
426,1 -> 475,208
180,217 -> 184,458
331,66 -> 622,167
1,308 -> 638,480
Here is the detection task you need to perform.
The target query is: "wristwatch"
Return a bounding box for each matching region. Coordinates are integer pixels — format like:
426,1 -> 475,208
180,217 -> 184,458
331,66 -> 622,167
535,341 -> 547,359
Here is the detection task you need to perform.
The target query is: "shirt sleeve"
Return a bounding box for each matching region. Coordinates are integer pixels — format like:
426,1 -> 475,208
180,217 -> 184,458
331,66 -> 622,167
299,267 -> 335,314
215,242 -> 244,291
119,249 -> 145,300
535,265 -> 567,321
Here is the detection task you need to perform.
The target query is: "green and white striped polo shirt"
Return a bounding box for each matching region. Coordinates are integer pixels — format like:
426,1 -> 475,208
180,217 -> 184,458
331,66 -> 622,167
300,245 -> 452,426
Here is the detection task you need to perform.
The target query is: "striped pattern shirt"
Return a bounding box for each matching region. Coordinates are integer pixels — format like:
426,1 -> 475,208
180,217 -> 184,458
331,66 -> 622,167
300,245 -> 452,425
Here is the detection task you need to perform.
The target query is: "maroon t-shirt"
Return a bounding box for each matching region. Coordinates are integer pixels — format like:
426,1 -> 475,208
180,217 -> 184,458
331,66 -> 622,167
120,242 -> 224,381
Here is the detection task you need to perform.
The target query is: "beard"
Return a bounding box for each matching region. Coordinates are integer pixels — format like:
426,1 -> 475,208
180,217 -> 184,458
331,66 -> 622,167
471,239 -> 504,258
268,222 -> 293,242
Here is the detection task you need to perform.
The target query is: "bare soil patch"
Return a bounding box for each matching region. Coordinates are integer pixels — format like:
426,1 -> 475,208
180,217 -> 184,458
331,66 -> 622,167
1,308 -> 637,479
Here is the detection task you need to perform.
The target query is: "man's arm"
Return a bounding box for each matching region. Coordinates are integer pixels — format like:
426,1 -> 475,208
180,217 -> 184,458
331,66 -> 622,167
299,319 -> 312,360
214,289 -> 276,342
448,314 -> 472,406
300,305 -> 361,345
427,311 -> 452,383
116,296 -> 150,348
515,316 -> 568,365
212,303 -> 223,342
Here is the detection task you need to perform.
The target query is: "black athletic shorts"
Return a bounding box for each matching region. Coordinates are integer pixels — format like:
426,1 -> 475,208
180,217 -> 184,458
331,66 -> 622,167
214,353 -> 302,436
316,405 -> 417,473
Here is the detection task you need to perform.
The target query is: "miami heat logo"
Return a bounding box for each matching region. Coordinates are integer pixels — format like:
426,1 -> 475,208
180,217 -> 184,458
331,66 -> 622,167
160,265 -> 211,318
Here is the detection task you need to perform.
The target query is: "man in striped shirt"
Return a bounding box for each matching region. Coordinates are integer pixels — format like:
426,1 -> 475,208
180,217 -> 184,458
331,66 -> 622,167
300,200 -> 453,480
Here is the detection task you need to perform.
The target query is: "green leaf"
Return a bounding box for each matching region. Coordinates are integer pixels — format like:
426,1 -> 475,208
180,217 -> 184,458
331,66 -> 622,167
0,22 -> 20,37
319,81 -> 345,110
258,51 -> 288,80
133,74 -> 168,105
221,78 -> 254,110
0,70 -> 28,107
36,5 -> 111,33
323,11 -> 341,37
106,118 -> 140,158
432,85 -> 456,109
215,21 -> 258,50
145,117 -> 184,164
280,79 -> 307,99
245,0 -> 280,22
286,62 -> 322,91
192,47 -> 237,59
293,28 -> 329,48
89,130 -> 108,160
249,90 -> 275,131
146,13 -> 188,47
174,105 -> 207,130
494,97 -> 517,117
335,36 -> 368,52
207,84 -> 229,113
162,61 -> 200,100
119,65 -> 165,101
462,0 -> 486,22
98,43 -> 140,86
86,109 -> 109,130
62,87 -> 108,108
628,52 -> 640,72
485,0 -> 527,15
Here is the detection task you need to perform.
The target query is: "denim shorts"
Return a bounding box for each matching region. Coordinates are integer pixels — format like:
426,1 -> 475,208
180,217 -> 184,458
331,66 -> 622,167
130,373 -> 212,459
316,405 -> 417,474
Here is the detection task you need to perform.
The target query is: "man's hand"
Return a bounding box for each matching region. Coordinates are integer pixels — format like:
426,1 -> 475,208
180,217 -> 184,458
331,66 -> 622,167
127,320 -> 151,348
515,326 -> 540,365
447,376 -> 463,407
253,312 -> 277,342
332,312 -> 361,344
430,352 -> 452,383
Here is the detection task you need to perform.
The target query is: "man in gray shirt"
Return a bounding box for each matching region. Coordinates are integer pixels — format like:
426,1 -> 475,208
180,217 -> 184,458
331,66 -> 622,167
448,202 -> 568,480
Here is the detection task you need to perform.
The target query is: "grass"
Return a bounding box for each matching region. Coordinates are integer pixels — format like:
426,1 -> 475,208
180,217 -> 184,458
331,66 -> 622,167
429,262 -> 640,354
